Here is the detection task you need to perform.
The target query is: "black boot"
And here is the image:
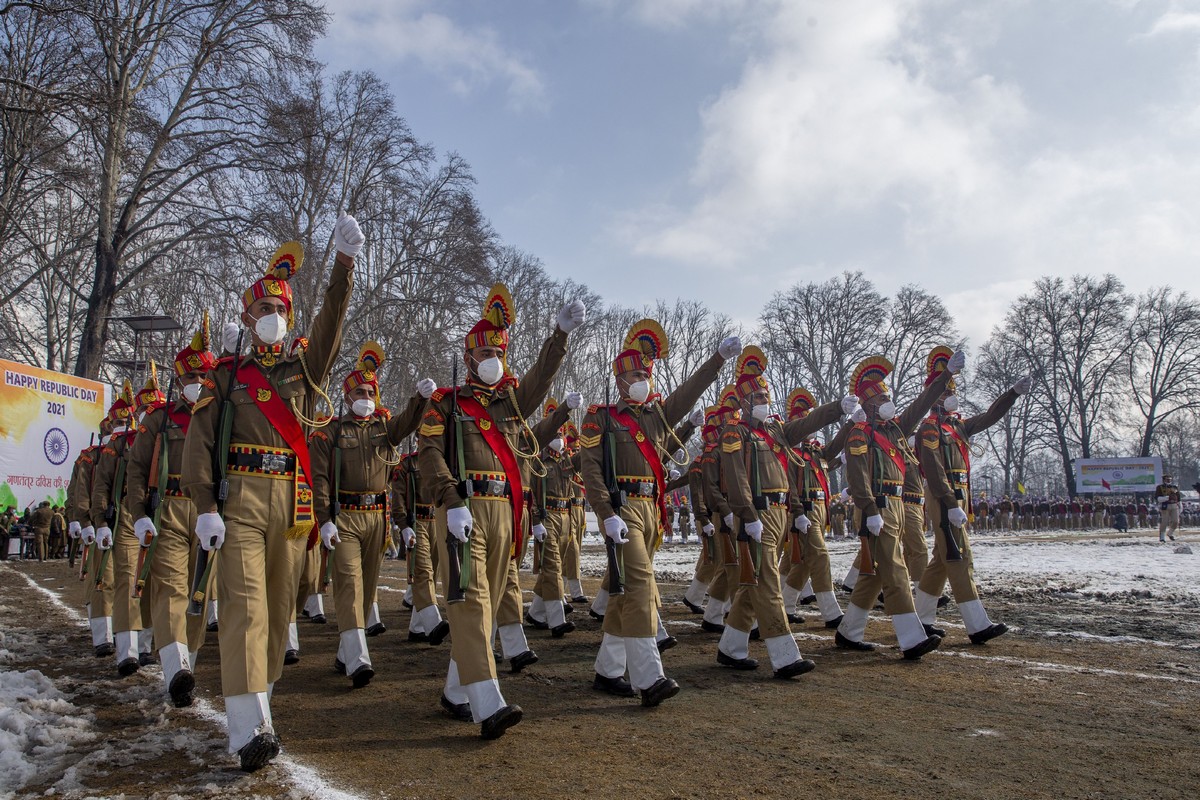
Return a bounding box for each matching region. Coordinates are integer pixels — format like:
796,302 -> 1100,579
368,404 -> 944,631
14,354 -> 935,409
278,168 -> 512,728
238,733 -> 281,772
824,614 -> 844,629
117,657 -> 139,677
716,650 -> 758,670
440,693 -> 472,721
350,664 -> 374,689
480,705 -> 523,740
834,631 -> 875,651
284,649 -> 300,665
551,621 -> 576,638
968,623 -> 1009,645
366,622 -> 387,637
774,658 -> 817,680
524,611 -> 549,630
657,636 -> 678,653
592,673 -> 636,697
509,650 -> 539,674
923,623 -> 947,638
427,620 -> 450,646
168,670 -> 195,708
902,634 -> 942,661
640,677 -> 680,707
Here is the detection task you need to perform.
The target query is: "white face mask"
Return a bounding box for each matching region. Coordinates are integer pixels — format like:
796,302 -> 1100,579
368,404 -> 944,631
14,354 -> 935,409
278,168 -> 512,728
549,437 -> 565,453
473,356 -> 504,386
626,379 -> 651,404
943,395 -> 959,413
182,383 -> 203,404
254,312 -> 287,345
352,398 -> 376,418
100,433 -> 111,446
876,400 -> 897,421
751,403 -> 771,421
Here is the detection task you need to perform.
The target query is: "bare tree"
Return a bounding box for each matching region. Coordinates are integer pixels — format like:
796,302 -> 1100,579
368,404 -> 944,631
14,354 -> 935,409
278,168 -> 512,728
1126,286 -> 1200,457
881,284 -> 961,408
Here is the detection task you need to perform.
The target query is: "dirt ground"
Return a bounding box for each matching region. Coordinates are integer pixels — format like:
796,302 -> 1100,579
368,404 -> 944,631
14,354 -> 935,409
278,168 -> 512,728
3,529 -> 1198,800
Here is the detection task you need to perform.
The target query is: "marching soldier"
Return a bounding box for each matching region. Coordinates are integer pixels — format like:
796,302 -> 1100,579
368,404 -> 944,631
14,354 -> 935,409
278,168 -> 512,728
65,433 -> 99,572
419,283 -> 585,738
89,380 -> 139,674
561,421 -> 588,604
835,356 -> 942,659
30,500 -> 52,562
181,217 -> 363,771
126,314 -> 217,706
716,347 -> 857,678
393,449 -> 445,643
913,347 -> 1030,643
681,407 -> 723,616
696,387 -> 741,633
73,415 -> 111,655
310,342 -> 431,687
580,319 -> 739,705
128,369 -> 170,666
1156,473 -> 1181,542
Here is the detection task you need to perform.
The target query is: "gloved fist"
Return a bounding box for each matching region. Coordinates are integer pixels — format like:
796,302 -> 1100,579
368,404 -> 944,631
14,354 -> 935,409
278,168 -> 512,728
401,527 -> 415,548
446,506 -> 473,542
688,408 -> 704,428
96,526 -> 113,550
1013,375 -> 1033,395
320,521 -> 340,549
841,394 -> 861,416
334,213 -> 365,258
603,515 -> 629,544
866,514 -> 884,535
723,513 -> 735,530
717,335 -> 742,360
221,322 -> 244,356
947,506 -> 968,527
839,488 -> 852,502
81,525 -> 96,545
133,516 -> 157,547
744,519 -> 764,542
668,468 -> 681,481
851,406 -> 867,424
947,350 -> 966,374
68,521 -> 81,539
565,391 -> 583,409
794,514 -> 811,533
417,378 -> 436,399
556,299 -> 587,333
196,512 -> 226,551
702,522 -> 715,536
532,523 -> 547,543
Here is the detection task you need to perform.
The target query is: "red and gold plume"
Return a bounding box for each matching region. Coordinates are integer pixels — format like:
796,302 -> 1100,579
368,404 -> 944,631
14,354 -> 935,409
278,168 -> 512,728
613,318 -> 669,376
465,282 -> 515,352
786,387 -> 816,420
734,345 -> 769,401
925,345 -> 955,388
243,241 -> 304,328
850,355 -> 893,401
344,341 -> 386,396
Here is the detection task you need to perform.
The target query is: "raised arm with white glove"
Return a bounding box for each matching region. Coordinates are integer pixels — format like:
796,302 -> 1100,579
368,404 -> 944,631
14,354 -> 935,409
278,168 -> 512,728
334,213 -> 365,258
556,299 -> 587,333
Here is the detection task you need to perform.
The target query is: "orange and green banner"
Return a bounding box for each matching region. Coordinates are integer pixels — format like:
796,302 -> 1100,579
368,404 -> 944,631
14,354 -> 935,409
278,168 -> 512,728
0,359 -> 108,512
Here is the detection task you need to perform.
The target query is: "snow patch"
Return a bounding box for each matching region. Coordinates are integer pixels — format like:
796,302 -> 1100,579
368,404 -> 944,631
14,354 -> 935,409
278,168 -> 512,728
0,668 -> 97,800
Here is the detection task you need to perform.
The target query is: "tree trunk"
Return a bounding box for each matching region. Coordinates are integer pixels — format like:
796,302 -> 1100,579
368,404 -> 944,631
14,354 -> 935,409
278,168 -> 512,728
73,235 -> 118,380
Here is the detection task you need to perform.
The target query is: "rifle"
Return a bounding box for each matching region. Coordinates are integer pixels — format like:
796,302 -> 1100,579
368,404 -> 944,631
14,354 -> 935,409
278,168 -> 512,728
739,431 -> 762,586
403,454 -> 417,581
939,501 -> 964,562
135,382 -> 174,597
445,360 -> 468,604
601,381 -> 624,595
189,328 -> 243,616
857,510 -> 877,577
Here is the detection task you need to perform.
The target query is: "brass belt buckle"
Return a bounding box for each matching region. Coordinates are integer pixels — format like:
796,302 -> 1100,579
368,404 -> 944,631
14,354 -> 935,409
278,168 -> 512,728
488,479 -> 505,497
262,453 -> 287,472
638,481 -> 654,496
814,490 -> 825,500
359,494 -> 374,506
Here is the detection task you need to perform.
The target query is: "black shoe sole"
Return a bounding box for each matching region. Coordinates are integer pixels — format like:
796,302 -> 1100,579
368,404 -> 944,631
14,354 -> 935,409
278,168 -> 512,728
640,678 -> 680,707
902,635 -> 943,661
138,653 -> 154,667
589,610 -> 604,622
700,621 -> 725,633
117,658 -> 140,677
238,733 -> 281,772
834,631 -> 876,651
682,598 -> 704,614
592,674 -> 636,697
657,636 -> 678,653
284,650 -> 300,665
787,614 -> 804,624
94,644 -> 115,658
937,595 -> 951,608
774,659 -> 817,679
969,623 -> 1009,645
427,620 -> 451,647
716,651 -> 759,670
824,615 -> 844,629
481,705 -> 523,740
524,613 -> 549,630
366,624 -> 386,637
309,615 -> 327,625
169,670 -> 195,708
408,632 -> 430,643
350,665 -> 374,688
551,622 -> 576,638
799,595 -> 817,605
510,651 -> 539,673
440,694 -> 472,721
924,624 -> 947,638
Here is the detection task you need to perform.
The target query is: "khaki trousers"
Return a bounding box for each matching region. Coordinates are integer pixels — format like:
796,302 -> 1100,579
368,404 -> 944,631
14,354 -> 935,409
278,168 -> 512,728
332,509 -> 386,631
438,496 -> 514,685
724,504 -> 791,639
533,507 -> 568,602
706,513 -> 734,603
602,497 -> 661,639
495,512 -> 527,629
150,496 -> 205,654
85,544 -> 115,614
34,530 -> 48,560
900,501 -> 928,583
218,473 -> 309,696
561,505 -> 584,583
410,517 -> 439,611
917,494 -> 980,605
296,541 -> 322,611
112,513 -> 143,635
848,498 -> 916,615
1160,505 -> 1180,538
784,502 -> 832,593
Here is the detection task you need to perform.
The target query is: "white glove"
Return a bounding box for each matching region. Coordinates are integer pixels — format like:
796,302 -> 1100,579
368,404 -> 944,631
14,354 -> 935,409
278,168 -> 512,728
794,514 -> 811,533
702,522 -> 715,536
401,526 -> 415,548
688,408 -> 704,427
841,394 -> 860,415
947,350 -> 966,374
133,516 -> 157,547
839,488 -> 851,502
68,521 -> 81,539
320,521 -> 340,549
668,468 -> 681,481
1013,375 -> 1032,395
532,523 -> 547,542
221,322 -> 243,356
565,391 -> 583,409
81,525 -> 95,545
555,299 -> 586,333
744,519 -> 763,542
717,335 -> 742,360
851,406 -> 867,424
417,378 -> 436,399
603,514 -> 629,544
723,513 -> 735,530
96,526 -> 113,550
866,514 -> 884,535
947,506 -> 968,527
196,512 -> 226,551
334,213 -> 365,258
446,506 -> 473,542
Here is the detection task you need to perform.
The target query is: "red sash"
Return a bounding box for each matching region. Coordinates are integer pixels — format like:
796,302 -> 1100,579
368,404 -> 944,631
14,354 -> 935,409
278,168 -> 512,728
750,423 -> 790,474
865,425 -> 907,475
167,406 -> 192,435
798,443 -> 831,516
608,405 -> 668,531
238,363 -> 316,544
938,417 -> 971,471
457,393 -> 525,554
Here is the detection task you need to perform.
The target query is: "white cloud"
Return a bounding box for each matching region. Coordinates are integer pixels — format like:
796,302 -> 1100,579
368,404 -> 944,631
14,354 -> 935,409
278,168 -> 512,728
320,0 -> 545,109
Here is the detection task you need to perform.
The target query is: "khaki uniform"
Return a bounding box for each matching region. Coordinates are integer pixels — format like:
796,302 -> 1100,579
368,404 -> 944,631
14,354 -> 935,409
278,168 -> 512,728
30,504 -> 52,561
914,389 -> 1019,636
126,400 -> 205,690
392,453 -> 439,634
580,352 -> 724,690
1155,483 -> 1181,541
180,253 -> 351,752
66,447 -> 98,573
529,444 -> 580,630
90,431 -> 138,660
698,442 -> 735,626
418,330 -> 567,719
309,398 -> 423,675
561,468 -> 586,599
718,403 -> 840,670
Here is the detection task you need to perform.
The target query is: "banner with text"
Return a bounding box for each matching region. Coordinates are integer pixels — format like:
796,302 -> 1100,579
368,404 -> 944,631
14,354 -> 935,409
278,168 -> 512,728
0,359 -> 108,511
1075,457 -> 1162,494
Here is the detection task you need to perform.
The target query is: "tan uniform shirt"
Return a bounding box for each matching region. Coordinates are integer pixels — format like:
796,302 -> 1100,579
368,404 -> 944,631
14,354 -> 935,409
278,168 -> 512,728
126,401 -> 192,521
90,432 -> 136,528
845,421 -> 919,517
918,388 -> 1019,508
1155,484 -> 1181,505
66,447 -> 98,525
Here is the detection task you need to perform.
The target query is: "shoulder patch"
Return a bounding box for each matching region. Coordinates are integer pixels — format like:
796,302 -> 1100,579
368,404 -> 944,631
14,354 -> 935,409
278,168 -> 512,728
310,430 -> 329,442
375,407 -> 392,420
587,403 -> 600,415
423,407 -> 444,424
193,396 -> 215,412
431,389 -> 447,402
581,421 -> 601,434
579,434 -> 601,448
418,422 -> 445,437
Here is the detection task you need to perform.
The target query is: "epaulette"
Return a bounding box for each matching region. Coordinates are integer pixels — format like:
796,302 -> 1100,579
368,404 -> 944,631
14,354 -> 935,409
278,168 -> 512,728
290,336 -> 309,354
193,396 -> 215,412
920,428 -> 940,449
310,429 -> 329,442
137,423 -> 149,434
431,389 -> 447,402
587,403 -> 600,415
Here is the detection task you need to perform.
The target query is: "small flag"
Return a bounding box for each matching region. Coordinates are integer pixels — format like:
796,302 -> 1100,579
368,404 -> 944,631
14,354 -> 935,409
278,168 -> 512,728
1017,482 -> 1026,495
1101,479 -> 1111,490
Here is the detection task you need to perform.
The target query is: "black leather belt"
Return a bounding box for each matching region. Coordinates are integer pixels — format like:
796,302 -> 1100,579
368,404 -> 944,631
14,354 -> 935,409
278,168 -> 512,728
618,480 -> 658,498
877,485 -> 903,497
902,492 -> 925,505
338,491 -> 387,507
468,478 -> 511,498
545,498 -> 571,511
806,489 -> 826,500
571,497 -> 585,507
757,491 -> 788,506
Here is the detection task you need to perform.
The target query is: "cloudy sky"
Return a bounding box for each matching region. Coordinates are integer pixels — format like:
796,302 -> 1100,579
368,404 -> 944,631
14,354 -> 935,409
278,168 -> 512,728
317,0 -> 1200,347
